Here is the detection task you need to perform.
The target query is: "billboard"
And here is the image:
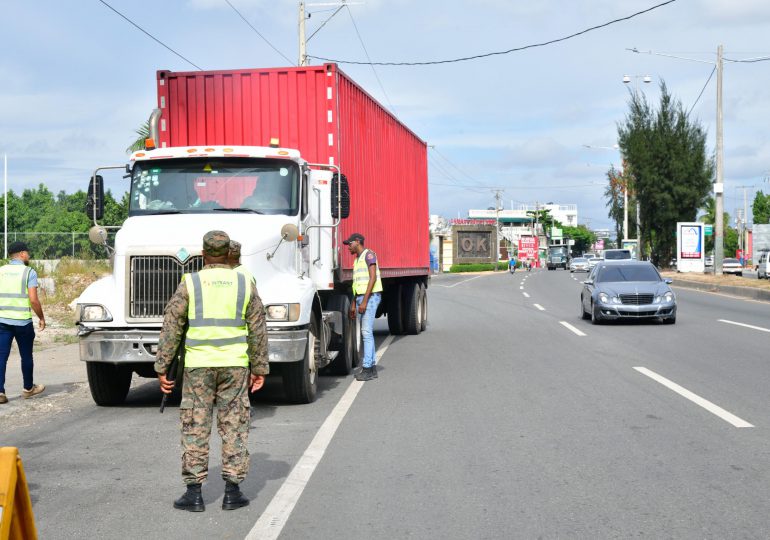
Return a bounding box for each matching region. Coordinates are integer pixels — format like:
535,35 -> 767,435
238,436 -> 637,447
676,222 -> 705,273
518,236 -> 539,262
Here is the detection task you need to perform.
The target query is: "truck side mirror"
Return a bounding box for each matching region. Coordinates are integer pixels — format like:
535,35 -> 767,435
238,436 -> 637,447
86,175 -> 104,221
331,173 -> 350,219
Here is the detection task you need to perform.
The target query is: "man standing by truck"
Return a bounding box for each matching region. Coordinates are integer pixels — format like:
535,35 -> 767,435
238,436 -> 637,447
345,233 -> 382,382
155,230 -> 269,512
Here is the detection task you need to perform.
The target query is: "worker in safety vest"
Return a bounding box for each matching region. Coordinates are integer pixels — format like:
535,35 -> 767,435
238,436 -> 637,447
155,230 -> 268,512
0,241 -> 46,404
227,240 -> 256,284
344,233 -> 382,381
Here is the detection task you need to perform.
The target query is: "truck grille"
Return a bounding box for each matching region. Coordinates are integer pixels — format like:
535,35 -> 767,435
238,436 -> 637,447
129,255 -> 204,318
619,293 -> 654,305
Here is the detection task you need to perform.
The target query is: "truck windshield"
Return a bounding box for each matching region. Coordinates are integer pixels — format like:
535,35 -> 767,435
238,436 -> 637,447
129,158 -> 300,216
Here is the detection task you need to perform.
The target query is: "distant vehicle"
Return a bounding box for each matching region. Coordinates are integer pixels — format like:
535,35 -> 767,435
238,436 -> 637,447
705,255 -> 714,267
603,249 -> 632,260
547,245 -> 569,270
755,251 -> 769,279
588,257 -> 604,270
583,253 -> 597,261
570,257 -> 590,273
722,257 -> 743,276
580,260 -> 676,324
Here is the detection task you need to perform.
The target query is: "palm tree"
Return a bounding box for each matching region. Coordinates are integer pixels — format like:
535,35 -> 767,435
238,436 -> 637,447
126,121 -> 151,154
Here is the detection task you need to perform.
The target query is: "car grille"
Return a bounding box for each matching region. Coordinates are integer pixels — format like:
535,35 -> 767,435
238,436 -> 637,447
129,255 -> 204,318
619,293 -> 654,305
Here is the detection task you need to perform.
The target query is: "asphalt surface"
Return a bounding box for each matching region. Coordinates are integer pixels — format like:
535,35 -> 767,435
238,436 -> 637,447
5,269 -> 770,538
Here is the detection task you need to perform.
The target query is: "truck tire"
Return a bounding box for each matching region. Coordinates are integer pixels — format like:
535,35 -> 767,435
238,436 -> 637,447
419,282 -> 428,332
402,282 -> 422,335
283,316 -> 319,404
387,284 -> 405,335
327,295 -> 355,375
87,362 -> 132,406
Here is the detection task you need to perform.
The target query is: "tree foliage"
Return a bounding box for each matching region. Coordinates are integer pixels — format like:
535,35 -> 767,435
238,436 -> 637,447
752,191 -> 770,225
126,120 -> 151,154
616,82 -> 714,266
562,225 -> 595,255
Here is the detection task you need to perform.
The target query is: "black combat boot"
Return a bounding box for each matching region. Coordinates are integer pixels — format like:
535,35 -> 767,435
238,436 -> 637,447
173,483 -> 204,512
222,481 -> 249,510
355,366 -> 374,381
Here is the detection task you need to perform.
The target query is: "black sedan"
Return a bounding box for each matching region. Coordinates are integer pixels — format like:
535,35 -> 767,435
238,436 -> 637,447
580,261 -> 676,324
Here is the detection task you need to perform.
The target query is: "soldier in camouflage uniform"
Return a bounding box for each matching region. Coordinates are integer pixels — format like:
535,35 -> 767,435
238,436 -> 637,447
155,230 -> 269,512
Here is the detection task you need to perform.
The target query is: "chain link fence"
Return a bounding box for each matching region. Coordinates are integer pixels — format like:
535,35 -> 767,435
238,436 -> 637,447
3,231 -> 118,259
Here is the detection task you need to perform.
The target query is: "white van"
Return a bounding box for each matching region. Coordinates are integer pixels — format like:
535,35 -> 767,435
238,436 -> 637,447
756,250 -> 770,279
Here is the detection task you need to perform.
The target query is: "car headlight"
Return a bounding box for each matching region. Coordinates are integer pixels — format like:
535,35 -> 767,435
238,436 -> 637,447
265,303 -> 301,322
79,304 -> 113,322
598,293 -> 610,304
664,292 -> 674,303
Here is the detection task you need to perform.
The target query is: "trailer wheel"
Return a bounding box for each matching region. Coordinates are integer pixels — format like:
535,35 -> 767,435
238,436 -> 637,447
387,283 -> 405,335
87,362 -> 132,406
283,316 -> 319,404
403,282 -> 422,335
419,282 -> 428,332
327,295 -> 355,375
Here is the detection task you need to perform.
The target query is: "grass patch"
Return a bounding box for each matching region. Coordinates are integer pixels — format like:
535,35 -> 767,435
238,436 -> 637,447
449,262 -> 510,273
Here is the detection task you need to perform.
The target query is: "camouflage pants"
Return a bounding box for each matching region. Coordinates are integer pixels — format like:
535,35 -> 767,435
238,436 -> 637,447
180,367 -> 250,485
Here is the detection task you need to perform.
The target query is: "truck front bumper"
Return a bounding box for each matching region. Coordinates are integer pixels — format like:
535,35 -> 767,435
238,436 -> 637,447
78,326 -> 308,364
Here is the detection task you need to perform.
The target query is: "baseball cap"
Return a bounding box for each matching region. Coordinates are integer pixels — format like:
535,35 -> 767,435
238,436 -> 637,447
202,230 -> 231,257
8,241 -> 30,256
342,233 -> 365,245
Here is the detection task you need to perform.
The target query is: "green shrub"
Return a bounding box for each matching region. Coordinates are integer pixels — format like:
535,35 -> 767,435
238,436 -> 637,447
449,262 -> 509,273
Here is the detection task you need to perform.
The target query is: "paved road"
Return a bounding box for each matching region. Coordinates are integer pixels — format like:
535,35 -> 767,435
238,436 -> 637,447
5,269 -> 770,538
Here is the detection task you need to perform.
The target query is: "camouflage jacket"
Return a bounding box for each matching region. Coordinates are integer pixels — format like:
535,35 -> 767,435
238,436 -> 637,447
154,263 -> 269,376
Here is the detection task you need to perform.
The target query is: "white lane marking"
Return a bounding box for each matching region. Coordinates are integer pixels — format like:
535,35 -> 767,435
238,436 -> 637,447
519,286 -> 524,290
718,319 -> 770,334
559,321 -> 586,337
533,304 -> 545,311
246,335 -> 396,540
436,275 -> 485,288
522,292 -> 530,298
633,367 -> 754,428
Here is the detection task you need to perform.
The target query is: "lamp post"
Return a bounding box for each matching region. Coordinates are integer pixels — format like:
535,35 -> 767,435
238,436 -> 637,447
622,74 -> 652,251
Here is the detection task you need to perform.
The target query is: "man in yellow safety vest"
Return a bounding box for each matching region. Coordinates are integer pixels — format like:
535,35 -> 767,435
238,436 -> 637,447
344,233 -> 382,381
155,230 -> 269,512
0,241 -> 46,404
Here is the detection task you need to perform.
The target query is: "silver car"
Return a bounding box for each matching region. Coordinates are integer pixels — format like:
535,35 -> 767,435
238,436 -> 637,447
580,261 -> 676,324
722,257 -> 742,276
570,257 -> 590,273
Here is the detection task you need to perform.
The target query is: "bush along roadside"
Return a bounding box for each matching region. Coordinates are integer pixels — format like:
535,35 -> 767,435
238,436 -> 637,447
449,262 -> 510,273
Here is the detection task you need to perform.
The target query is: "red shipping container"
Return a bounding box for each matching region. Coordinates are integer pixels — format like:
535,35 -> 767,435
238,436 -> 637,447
156,64 -> 429,279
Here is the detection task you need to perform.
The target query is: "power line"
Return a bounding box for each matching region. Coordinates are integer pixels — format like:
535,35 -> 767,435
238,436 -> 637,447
309,0 -> 677,66
725,55 -> 770,63
96,0 -> 203,70
224,0 -> 295,65
688,66 -> 716,116
345,6 -> 397,114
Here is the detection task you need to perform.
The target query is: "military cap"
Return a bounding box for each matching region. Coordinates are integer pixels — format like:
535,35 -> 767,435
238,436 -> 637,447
202,230 -> 230,257
229,240 -> 242,256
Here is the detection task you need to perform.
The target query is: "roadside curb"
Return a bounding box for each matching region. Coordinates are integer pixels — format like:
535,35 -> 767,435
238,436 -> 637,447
672,278 -> 770,302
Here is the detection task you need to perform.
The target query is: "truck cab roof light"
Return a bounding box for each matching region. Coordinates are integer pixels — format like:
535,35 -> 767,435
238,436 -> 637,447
144,138 -> 156,150
269,138 -> 280,148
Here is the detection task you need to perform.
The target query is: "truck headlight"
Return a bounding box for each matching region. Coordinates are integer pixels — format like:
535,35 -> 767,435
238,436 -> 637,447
265,303 -> 301,322
79,304 -> 113,322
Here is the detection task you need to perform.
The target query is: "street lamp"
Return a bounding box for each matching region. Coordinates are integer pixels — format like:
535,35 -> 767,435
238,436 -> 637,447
622,74 -> 652,246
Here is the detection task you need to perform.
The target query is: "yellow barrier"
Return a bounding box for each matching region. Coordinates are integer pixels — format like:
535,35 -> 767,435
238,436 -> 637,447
0,448 -> 38,540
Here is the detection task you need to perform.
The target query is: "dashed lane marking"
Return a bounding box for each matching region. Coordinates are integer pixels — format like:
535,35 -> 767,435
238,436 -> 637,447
718,319 -> 770,334
533,304 -> 545,311
633,367 -> 754,428
522,292 -> 530,298
559,321 -> 586,337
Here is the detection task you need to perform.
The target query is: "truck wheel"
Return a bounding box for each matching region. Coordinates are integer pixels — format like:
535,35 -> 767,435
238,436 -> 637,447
387,284 -> 405,335
87,362 -> 132,406
419,282 -> 428,332
327,295 -> 355,375
283,316 -> 319,404
403,282 -> 422,335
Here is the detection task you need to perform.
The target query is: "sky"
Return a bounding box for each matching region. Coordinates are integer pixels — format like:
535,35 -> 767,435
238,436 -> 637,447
2,0 -> 770,231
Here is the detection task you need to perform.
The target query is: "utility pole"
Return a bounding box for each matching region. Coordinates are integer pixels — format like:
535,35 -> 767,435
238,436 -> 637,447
736,185 -> 753,266
715,44 -> 725,276
493,189 -> 503,270
298,1 -> 307,66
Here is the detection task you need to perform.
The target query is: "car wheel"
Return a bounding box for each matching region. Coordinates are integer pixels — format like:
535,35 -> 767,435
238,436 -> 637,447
590,303 -> 602,325
580,297 -> 590,320
737,272 -> 743,277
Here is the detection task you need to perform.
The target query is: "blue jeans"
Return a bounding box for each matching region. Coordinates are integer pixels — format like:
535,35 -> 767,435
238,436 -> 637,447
0,322 -> 36,393
356,293 -> 381,368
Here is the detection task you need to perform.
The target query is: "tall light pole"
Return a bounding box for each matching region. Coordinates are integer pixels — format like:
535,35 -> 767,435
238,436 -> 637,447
622,74 -> 651,248
714,44 -> 725,275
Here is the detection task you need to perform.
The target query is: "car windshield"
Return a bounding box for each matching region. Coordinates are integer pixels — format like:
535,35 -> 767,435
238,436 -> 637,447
594,264 -> 660,283
573,258 -> 587,263
604,250 -> 631,260
129,158 -> 300,216
723,258 -> 739,264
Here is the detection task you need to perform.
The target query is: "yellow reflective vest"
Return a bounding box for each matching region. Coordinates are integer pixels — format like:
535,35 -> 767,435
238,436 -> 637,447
0,264 -> 32,321
183,267 -> 251,368
352,248 -> 383,296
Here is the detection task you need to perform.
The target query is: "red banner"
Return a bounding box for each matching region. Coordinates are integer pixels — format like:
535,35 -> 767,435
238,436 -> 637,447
518,236 -> 539,262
